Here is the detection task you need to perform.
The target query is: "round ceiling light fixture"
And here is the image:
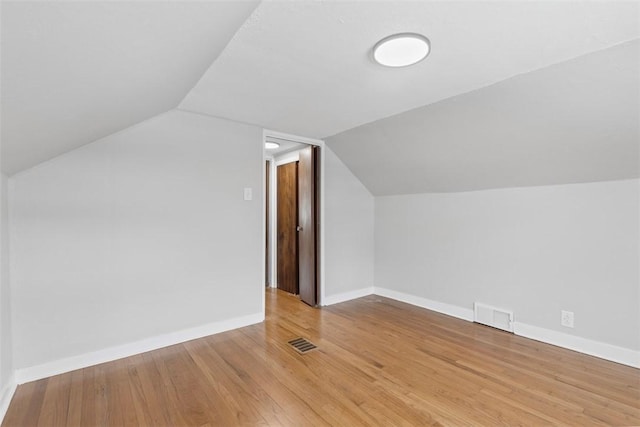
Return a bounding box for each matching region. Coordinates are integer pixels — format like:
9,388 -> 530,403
265,142 -> 280,149
372,33 -> 431,67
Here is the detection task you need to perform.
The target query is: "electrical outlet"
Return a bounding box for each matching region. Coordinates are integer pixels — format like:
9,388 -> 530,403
561,310 -> 574,328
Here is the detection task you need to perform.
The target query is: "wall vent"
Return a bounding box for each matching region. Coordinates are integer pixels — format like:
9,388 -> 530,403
474,302 -> 514,332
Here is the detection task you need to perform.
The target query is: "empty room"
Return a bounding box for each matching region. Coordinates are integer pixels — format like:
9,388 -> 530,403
0,1 -> 638,425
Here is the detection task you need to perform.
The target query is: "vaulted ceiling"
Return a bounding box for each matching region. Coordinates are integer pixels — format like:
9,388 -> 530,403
327,40 -> 639,194
1,1 -> 259,175
181,1 -> 639,139
2,1 -> 639,194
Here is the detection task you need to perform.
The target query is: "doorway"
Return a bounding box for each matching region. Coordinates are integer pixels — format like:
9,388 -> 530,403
264,131 -> 323,308
276,161 -> 298,294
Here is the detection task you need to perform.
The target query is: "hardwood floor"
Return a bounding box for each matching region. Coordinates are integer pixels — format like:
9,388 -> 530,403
4,289 -> 639,426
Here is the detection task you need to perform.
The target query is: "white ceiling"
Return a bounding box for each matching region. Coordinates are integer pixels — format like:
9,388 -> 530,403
2,0 -> 639,195
327,40 -> 640,195
181,0 -> 640,140
1,0 -> 259,175
265,136 -> 309,157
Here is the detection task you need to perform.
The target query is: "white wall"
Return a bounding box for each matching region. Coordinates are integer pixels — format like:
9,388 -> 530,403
10,110 -> 264,373
0,173 -> 15,417
375,179 -> 639,351
324,147 -> 375,302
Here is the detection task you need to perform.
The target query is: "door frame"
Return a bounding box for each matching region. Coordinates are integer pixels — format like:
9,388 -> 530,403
262,129 -> 325,314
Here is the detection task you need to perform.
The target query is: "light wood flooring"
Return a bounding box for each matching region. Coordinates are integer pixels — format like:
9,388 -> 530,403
3,289 -> 639,426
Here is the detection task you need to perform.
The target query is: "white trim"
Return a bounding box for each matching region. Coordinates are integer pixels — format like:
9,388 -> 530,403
15,312 -> 263,384
322,287 -> 375,306
0,374 -> 16,424
264,155 -> 276,289
263,129 -> 324,148
513,322 -> 640,368
318,141 -> 326,306
373,287 -> 639,368
261,152 -> 267,315
269,157 -> 278,288
374,287 -> 474,321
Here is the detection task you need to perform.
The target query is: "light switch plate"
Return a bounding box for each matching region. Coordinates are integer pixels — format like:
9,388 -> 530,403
243,187 -> 252,201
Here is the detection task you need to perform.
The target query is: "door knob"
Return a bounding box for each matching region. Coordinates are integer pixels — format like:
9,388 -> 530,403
296,226 -> 303,232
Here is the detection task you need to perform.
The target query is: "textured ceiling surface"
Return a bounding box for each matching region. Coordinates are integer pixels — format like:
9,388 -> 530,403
327,40 -> 640,195
1,1 -> 259,174
2,1 -> 639,194
181,1 -> 639,139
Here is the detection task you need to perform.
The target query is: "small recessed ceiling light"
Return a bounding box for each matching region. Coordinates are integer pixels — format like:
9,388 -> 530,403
265,142 -> 280,149
373,33 -> 430,67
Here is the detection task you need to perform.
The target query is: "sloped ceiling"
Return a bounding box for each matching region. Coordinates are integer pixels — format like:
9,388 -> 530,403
2,1 -> 639,195
327,40 -> 640,195
1,1 -> 259,175
181,1 -> 639,139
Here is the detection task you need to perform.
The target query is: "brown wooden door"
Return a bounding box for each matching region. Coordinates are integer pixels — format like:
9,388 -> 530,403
298,146 -> 318,306
277,162 -> 298,294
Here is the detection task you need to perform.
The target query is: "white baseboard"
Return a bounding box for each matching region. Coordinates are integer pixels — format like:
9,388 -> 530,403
373,287 -> 639,369
15,312 -> 264,384
11,290 -> 639,388
373,287 -> 474,321
322,287 -> 374,306
0,374 -> 17,425
514,322 -> 639,369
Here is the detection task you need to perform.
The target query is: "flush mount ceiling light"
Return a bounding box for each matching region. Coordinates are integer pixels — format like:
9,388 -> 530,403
372,33 -> 431,67
265,142 -> 280,149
